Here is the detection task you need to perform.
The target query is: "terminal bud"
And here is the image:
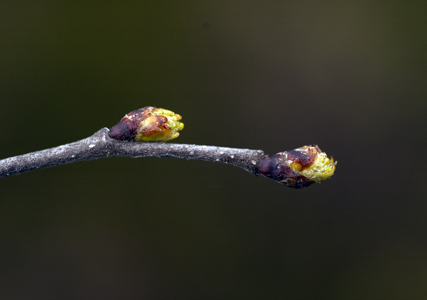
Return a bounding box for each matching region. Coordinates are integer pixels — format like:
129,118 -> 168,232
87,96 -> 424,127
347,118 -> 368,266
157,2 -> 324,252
258,145 -> 336,188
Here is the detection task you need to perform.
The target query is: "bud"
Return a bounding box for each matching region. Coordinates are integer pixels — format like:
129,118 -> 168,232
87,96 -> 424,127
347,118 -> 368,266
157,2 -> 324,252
108,106 -> 184,142
258,145 -> 336,188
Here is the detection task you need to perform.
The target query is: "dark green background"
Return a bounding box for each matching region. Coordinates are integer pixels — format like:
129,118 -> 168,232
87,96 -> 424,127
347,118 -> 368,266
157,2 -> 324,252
1,1 -> 426,299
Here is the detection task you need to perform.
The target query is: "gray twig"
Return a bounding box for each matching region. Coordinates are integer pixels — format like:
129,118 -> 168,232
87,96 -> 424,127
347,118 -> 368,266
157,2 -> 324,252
0,128 -> 265,179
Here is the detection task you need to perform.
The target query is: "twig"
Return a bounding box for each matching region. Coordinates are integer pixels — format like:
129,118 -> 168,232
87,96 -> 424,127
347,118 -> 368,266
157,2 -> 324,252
0,106 -> 336,188
0,128 -> 264,179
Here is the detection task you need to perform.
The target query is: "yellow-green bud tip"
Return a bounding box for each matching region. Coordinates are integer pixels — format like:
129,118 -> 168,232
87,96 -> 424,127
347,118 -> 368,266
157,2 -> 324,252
297,146 -> 336,183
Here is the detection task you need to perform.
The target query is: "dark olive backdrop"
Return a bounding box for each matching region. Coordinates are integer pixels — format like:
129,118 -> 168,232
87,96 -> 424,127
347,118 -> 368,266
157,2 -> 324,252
1,1 -> 426,299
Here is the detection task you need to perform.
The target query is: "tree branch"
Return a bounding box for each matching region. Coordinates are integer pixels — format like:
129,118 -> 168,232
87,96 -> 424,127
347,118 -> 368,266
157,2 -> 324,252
0,128 -> 264,179
0,128 -> 336,188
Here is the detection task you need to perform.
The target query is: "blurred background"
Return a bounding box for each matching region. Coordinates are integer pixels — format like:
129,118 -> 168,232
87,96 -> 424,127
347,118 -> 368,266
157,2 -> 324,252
0,0 -> 426,299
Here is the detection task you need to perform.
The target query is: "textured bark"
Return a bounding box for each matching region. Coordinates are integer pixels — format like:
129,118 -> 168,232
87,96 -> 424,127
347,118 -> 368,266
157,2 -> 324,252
0,128 -> 265,178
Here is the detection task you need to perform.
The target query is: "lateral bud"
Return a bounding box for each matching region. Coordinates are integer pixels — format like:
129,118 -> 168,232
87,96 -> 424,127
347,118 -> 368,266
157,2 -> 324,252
258,145 -> 336,188
108,106 -> 184,142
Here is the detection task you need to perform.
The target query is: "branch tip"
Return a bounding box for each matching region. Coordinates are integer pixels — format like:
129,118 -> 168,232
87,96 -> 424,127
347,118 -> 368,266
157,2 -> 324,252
258,145 -> 336,188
